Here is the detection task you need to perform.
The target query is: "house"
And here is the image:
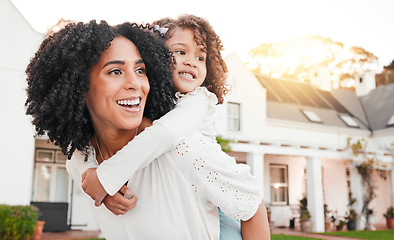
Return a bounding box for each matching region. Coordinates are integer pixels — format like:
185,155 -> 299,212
1,0 -> 393,233
221,53 -> 394,231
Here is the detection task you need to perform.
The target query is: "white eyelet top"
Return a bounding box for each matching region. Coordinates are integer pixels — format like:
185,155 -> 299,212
66,87 -> 263,240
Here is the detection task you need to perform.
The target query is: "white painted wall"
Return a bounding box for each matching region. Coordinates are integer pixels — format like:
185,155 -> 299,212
222,53 -> 267,141
0,0 -> 44,205
322,158 -> 349,219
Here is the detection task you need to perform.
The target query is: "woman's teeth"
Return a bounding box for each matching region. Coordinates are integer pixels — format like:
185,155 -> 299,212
117,99 -> 140,106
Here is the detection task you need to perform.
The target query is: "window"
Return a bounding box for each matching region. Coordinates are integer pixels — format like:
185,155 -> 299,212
228,102 -> 240,131
270,164 -> 288,204
32,148 -> 70,202
338,113 -> 359,128
301,109 -> 322,123
387,114 -> 394,126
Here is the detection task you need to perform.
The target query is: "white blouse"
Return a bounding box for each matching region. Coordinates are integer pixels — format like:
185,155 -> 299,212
66,87 -> 263,239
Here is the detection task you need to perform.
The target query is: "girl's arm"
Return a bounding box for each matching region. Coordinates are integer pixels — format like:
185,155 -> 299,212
85,87 -> 217,201
66,151 -> 137,215
241,201 -> 271,240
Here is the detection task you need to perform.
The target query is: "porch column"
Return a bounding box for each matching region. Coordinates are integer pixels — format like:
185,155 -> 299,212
349,164 -> 364,230
391,167 -> 394,206
246,150 -> 265,191
306,155 -> 325,232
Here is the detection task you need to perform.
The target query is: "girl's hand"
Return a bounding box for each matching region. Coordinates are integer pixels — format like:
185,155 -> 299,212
103,185 -> 137,215
81,168 -> 109,206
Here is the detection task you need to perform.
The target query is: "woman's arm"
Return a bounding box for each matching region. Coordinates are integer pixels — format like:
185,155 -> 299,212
84,88 -> 217,202
241,201 -> 271,240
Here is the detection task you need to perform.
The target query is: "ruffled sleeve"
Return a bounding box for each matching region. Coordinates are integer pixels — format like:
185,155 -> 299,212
172,132 -> 263,221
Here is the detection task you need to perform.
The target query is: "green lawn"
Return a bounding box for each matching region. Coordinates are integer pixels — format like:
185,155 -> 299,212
323,230 -> 394,240
271,234 -> 322,240
82,230 -> 394,240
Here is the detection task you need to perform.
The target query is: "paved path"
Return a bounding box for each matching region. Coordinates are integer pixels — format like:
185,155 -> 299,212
42,224 -> 389,240
272,227 -> 364,240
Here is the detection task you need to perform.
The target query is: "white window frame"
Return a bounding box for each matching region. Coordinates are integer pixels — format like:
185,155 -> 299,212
270,164 -> 289,205
301,109 -> 322,123
227,102 -> 241,131
338,113 -> 359,128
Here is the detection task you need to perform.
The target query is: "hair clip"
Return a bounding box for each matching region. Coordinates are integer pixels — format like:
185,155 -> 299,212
153,25 -> 169,35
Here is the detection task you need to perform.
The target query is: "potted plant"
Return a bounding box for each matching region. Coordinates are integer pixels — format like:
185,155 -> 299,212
324,205 -> 332,232
384,206 -> 394,229
336,219 -> 346,231
299,197 -> 312,232
345,209 -> 358,231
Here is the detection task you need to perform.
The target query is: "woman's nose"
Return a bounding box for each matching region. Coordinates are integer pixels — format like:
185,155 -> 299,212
125,73 -> 142,90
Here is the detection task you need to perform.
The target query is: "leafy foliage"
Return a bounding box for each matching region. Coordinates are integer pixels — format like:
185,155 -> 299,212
248,34 -> 379,90
345,137 -> 388,228
375,60 -> 394,87
384,207 -> 394,218
0,204 -> 39,239
299,197 -> 311,220
216,136 -> 234,152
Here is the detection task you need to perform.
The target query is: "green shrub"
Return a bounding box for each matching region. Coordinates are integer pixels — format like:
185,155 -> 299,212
0,204 -> 39,239
384,206 -> 394,218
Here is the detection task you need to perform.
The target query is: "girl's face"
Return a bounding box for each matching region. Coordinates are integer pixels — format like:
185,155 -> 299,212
86,36 -> 149,133
166,28 -> 207,93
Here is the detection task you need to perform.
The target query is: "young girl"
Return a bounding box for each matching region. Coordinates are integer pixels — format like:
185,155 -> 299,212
78,15 -> 270,239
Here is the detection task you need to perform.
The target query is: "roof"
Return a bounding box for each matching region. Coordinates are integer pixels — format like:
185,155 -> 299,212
256,74 -> 394,132
360,83 -> 394,131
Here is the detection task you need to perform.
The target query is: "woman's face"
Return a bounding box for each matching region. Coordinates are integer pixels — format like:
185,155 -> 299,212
86,36 -> 149,133
166,27 -> 207,93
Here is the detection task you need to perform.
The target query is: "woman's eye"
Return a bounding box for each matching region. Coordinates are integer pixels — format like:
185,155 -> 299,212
175,50 -> 186,55
136,67 -> 146,75
109,69 -> 122,75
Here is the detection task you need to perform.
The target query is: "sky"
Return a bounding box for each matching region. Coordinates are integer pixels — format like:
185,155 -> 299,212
11,0 -> 394,67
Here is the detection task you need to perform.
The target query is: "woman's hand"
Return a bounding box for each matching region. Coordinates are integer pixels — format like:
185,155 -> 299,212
102,185 -> 137,215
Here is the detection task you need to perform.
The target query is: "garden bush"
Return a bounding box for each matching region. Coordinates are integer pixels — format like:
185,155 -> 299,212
0,204 -> 39,239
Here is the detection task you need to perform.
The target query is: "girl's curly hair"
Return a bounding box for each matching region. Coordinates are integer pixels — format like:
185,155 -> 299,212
152,14 -> 230,104
25,20 -> 174,159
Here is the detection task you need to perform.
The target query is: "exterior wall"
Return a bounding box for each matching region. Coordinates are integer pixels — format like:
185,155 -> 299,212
322,158 -> 349,220
371,170 -> 392,224
0,0 -> 44,205
264,155 -> 306,227
220,53 -> 267,141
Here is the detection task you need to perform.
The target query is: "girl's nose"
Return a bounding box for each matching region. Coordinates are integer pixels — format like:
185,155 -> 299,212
184,58 -> 197,67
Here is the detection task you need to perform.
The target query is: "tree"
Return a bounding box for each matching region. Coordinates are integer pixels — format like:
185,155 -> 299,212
45,18 -> 75,35
248,34 -> 379,90
375,60 -> 394,87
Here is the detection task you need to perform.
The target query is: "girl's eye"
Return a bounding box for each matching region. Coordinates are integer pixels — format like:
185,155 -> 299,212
175,50 -> 186,55
136,67 -> 146,75
109,69 -> 122,75
197,56 -> 204,61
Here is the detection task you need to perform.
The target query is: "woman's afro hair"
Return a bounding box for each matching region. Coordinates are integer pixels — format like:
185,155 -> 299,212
25,20 -> 174,159
152,14 -> 230,104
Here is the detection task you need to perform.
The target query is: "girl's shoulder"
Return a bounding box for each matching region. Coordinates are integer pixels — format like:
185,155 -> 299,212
175,87 -> 218,105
